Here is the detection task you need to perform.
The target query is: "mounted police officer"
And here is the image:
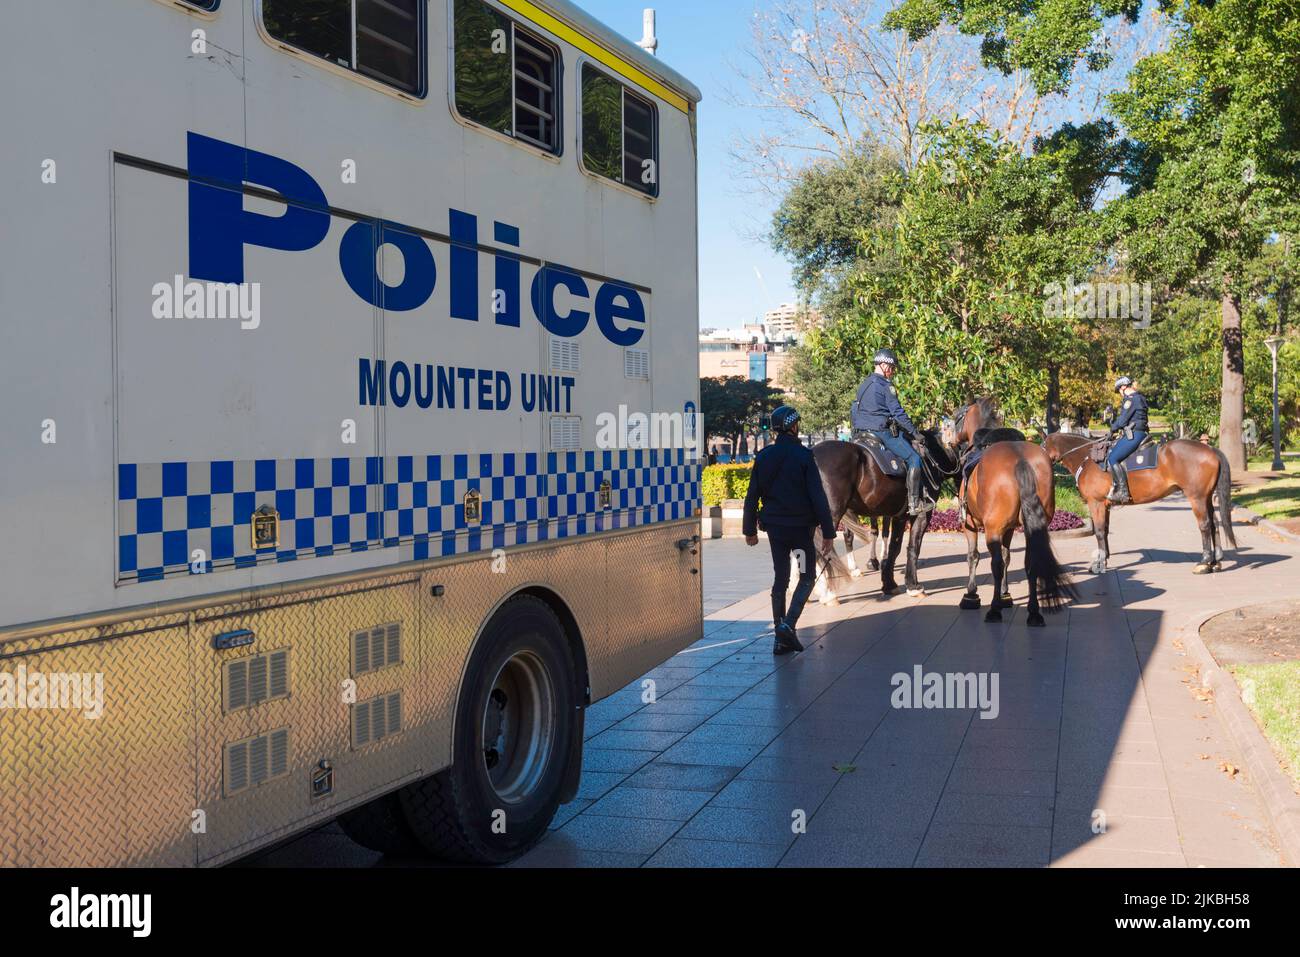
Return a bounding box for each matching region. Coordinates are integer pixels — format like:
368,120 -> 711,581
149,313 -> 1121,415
743,405 -> 837,656
1106,376 -> 1149,505
851,348 -> 931,516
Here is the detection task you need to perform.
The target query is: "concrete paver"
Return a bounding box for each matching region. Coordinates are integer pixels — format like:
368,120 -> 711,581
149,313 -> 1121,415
517,495 -> 1295,868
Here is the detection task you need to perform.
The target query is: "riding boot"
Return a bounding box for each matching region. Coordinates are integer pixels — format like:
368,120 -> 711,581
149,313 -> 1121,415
906,466 -> 931,516
1107,463 -> 1132,505
771,594 -> 787,633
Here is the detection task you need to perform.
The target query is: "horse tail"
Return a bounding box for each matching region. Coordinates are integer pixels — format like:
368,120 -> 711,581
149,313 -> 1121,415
1213,447 -> 1238,551
1015,457 -> 1077,612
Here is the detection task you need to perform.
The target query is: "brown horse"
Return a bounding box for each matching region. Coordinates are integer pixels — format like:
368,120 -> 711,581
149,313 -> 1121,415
812,437 -> 941,600
948,397 -> 1023,451
1043,433 -> 1236,575
941,422 -> 1077,626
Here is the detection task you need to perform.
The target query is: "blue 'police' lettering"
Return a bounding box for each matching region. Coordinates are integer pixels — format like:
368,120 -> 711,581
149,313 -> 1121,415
186,133 -> 648,348
531,267 -> 590,338
188,132 -> 330,284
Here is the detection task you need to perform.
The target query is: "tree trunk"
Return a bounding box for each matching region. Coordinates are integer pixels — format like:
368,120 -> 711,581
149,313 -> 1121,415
1219,288 -> 1246,472
1045,364 -> 1061,434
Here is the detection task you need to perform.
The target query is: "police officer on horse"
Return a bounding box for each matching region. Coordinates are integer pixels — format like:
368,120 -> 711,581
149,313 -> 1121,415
851,349 -> 932,516
1106,376 -> 1149,505
743,405 -> 837,656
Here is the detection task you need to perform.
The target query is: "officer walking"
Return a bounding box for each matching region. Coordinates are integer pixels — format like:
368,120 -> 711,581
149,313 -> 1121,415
850,348 -> 931,515
743,405 -> 837,656
1106,376 -> 1149,504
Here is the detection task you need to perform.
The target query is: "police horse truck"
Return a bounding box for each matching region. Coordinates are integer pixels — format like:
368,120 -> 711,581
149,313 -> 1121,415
0,0 -> 702,866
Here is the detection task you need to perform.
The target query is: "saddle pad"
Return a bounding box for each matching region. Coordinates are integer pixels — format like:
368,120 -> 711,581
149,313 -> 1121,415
1127,442 -> 1159,473
855,434 -> 907,477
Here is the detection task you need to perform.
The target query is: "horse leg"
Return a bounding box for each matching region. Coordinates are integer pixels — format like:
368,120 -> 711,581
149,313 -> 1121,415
959,526 -> 981,610
881,516 -> 906,595
1088,500 -> 1110,575
905,510 -> 931,597
1190,495 -> 1216,575
985,534 -> 1006,623
1023,524 -> 1045,628
844,527 -> 864,579
1000,529 -> 1015,607
1207,492 -> 1224,567
869,517 -> 882,572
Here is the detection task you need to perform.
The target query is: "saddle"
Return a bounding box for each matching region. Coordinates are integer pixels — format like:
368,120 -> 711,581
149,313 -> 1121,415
959,427 -> 1025,481
853,432 -> 907,477
1094,434 -> 1160,473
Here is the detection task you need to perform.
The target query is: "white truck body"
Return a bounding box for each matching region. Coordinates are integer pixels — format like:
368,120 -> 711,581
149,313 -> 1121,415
0,0 -> 701,866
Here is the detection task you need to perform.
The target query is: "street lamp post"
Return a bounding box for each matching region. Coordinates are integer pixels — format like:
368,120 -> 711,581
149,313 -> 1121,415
1265,335 -> 1285,472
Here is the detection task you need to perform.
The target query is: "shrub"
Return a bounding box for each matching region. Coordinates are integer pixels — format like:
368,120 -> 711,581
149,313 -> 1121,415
703,464 -> 753,506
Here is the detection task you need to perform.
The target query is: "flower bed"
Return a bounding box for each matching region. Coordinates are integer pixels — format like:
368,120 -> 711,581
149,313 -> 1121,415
924,508 -> 1086,533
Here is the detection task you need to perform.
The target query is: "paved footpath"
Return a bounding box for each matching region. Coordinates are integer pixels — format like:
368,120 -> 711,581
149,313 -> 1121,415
514,500 -> 1296,868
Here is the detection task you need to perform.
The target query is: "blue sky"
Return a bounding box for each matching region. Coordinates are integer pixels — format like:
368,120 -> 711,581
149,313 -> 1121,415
579,1 -> 798,329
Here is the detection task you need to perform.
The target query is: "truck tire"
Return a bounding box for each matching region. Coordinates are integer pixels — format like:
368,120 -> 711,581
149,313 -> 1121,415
336,793 -> 424,858
398,595 -> 578,864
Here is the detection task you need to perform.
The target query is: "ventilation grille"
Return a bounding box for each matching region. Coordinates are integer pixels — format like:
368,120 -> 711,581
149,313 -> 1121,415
550,416 -> 581,451
223,649 -> 290,712
352,692 -> 403,749
352,623 -> 402,676
224,728 -> 290,797
624,348 -> 650,379
549,338 -> 581,373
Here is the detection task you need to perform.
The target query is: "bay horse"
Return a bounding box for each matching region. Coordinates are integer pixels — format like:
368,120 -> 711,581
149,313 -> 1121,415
940,421 -> 1077,626
812,432 -> 947,601
1042,433 -> 1236,575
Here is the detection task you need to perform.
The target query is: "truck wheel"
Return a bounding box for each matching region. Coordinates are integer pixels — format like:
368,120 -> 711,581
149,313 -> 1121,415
336,793 -> 424,858
399,596 -> 578,864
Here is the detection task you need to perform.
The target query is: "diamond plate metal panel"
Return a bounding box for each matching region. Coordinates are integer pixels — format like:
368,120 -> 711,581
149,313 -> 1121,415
0,520 -> 701,867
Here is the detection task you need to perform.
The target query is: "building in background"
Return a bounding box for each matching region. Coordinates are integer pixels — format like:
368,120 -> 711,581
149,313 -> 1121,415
699,305 -> 821,390
762,302 -> 822,340
700,324 -> 799,391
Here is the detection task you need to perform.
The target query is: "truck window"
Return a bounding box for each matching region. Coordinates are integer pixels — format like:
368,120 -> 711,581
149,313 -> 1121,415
581,64 -> 658,196
263,0 -> 424,96
453,0 -> 562,154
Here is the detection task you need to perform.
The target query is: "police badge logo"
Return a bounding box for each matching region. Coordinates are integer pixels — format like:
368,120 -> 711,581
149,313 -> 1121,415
1125,400 -> 1132,409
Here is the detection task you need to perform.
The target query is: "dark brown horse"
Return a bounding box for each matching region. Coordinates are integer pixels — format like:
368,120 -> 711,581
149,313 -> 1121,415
812,436 -> 942,601
1043,433 -> 1236,575
940,421 -> 1077,626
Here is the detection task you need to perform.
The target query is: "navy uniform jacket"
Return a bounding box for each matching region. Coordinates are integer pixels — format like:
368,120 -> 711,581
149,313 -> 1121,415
851,373 -> 918,435
742,434 -> 837,540
1112,391 -> 1150,434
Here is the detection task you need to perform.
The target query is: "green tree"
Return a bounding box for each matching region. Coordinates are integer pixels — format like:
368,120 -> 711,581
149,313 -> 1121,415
700,377 -> 784,455
886,0 -> 1300,470
831,119 -> 1100,423
771,142 -> 900,316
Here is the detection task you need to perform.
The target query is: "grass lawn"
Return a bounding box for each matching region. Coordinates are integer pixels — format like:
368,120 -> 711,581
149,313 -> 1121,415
1231,662 -> 1300,788
1234,475 -> 1300,521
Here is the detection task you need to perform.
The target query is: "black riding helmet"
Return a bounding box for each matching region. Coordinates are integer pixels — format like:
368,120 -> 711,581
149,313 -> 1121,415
770,405 -> 802,434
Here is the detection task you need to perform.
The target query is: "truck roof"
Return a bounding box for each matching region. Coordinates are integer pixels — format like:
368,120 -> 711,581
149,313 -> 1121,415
534,0 -> 703,106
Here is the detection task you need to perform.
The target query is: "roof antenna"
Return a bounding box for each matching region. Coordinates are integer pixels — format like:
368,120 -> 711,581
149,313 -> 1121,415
637,9 -> 658,56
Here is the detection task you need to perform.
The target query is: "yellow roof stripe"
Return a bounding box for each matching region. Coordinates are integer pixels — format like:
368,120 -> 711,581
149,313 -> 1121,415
497,0 -> 692,113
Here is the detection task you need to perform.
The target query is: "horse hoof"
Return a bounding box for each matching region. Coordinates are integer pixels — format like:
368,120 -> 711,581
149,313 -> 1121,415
908,588 -> 927,598
1000,594 -> 1013,605
984,609 -> 1003,624
959,596 -> 981,610
868,560 -> 881,572
849,569 -> 864,579
1027,612 -> 1046,628
1193,564 -> 1213,576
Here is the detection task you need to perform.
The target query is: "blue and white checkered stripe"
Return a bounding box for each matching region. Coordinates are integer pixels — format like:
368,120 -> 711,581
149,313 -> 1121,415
117,450 -> 701,583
